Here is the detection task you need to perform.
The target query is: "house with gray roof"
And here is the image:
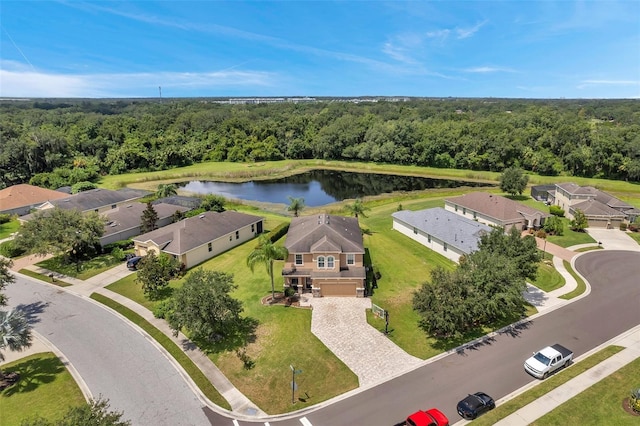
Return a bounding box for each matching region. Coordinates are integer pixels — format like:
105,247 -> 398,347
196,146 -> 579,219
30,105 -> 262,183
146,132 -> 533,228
100,202 -> 191,246
549,182 -> 639,228
282,213 -> 366,297
132,210 -> 263,269
445,192 -> 549,231
392,207 -> 492,263
37,188 -> 150,214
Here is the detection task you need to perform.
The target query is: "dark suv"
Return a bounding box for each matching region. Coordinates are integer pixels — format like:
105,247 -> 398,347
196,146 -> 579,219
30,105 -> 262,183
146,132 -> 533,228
126,256 -> 142,270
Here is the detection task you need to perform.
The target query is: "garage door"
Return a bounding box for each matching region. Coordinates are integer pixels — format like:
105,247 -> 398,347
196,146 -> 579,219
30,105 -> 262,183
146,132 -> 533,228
321,282 -> 356,297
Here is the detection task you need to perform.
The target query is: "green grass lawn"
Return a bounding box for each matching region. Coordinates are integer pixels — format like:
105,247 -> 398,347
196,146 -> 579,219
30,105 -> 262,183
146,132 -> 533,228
532,260 -> 565,292
18,268 -> 73,287
532,353 -> 640,425
36,252 -> 127,280
559,260 -> 587,300
0,352 -> 86,426
0,219 -> 20,240
547,219 -> 596,247
473,345 -> 624,426
626,231 -> 640,245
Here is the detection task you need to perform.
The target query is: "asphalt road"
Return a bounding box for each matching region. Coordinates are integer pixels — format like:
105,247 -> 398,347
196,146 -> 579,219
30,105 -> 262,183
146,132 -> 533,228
5,274 -> 211,426
6,250 -> 639,426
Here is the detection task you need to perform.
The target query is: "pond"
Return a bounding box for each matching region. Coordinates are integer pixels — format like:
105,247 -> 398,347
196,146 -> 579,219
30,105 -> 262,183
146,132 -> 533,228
179,169 -> 493,207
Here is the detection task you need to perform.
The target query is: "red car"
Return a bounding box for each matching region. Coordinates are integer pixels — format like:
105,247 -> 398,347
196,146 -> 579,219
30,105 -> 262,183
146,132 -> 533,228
405,408 -> 449,426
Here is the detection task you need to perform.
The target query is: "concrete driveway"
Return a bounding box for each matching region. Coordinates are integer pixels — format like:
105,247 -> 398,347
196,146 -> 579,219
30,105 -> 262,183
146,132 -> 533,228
586,228 -> 640,251
309,298 -> 421,388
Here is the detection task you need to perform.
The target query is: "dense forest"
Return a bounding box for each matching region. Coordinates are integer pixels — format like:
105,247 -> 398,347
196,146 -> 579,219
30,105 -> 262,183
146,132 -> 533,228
1,97 -> 639,189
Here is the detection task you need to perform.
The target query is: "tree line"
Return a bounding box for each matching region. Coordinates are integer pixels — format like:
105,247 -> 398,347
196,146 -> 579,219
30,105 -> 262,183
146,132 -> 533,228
1,97 -> 639,189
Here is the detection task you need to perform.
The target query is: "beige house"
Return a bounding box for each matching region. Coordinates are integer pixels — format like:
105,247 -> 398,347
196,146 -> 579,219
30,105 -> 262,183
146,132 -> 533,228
549,183 -> 636,228
282,214 -> 366,297
445,192 -> 549,231
133,210 -> 263,269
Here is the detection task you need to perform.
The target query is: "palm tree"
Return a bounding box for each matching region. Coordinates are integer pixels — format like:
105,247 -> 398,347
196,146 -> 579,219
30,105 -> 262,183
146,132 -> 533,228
246,235 -> 288,300
346,198 -> 370,218
0,309 -> 33,381
155,183 -> 178,199
287,197 -> 305,217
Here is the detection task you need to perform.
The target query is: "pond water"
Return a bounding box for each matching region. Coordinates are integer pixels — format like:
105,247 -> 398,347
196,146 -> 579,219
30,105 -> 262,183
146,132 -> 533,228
179,169 -> 492,207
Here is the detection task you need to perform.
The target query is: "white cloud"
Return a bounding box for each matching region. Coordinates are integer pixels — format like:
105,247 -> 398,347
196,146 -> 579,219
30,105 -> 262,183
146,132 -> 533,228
0,61 -> 276,97
456,20 -> 488,39
577,79 -> 639,88
463,66 -> 516,73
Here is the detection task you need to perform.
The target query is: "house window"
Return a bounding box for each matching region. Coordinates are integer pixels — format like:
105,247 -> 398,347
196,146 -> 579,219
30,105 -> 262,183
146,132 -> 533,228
295,254 -> 303,265
251,224 -> 255,233
229,235 -> 233,241
317,256 -> 325,268
235,230 -> 239,240
455,205 -> 458,212
208,242 -> 212,252
413,227 -> 417,234
346,253 -> 355,265
473,211 -> 477,219
327,256 -> 335,269
111,204 -> 117,209
291,278 -> 299,285
427,234 -> 431,243
443,243 -> 448,251
463,208 -> 466,215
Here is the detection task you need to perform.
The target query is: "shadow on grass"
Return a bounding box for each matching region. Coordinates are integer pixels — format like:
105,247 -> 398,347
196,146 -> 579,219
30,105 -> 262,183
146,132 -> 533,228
1,356 -> 65,397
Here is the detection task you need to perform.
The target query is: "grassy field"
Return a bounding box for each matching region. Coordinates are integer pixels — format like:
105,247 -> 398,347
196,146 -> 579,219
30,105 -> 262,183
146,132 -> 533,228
559,260 -> 587,300
627,231 -> 640,245
547,219 -> 596,247
0,352 -> 86,426
18,269 -> 73,287
472,345 -> 624,426
0,219 -> 20,240
532,354 -> 640,425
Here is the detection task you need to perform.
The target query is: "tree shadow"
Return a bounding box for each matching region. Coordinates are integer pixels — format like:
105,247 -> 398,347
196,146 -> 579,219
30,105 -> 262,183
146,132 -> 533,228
15,301 -> 48,325
1,355 -> 65,397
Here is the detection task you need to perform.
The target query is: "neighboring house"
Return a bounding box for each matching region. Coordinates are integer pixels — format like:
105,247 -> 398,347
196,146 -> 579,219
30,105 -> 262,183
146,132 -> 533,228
445,192 -> 549,231
392,207 -> 492,263
132,210 -> 263,269
549,182 -> 639,228
282,213 -> 366,297
37,188 -> 150,214
100,202 -> 191,246
0,184 -> 68,216
152,195 -> 202,210
530,184 -> 556,202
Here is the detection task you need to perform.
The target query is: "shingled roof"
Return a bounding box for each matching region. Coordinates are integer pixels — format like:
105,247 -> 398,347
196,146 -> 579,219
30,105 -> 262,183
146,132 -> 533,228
445,192 -> 548,223
133,210 -> 263,255
392,207 -> 492,254
284,214 -> 364,254
102,202 -> 190,236
0,184 -> 68,212
44,188 -> 149,212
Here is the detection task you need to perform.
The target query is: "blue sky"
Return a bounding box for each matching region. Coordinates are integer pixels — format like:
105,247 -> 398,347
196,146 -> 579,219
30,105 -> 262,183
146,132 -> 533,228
1,1 -> 639,99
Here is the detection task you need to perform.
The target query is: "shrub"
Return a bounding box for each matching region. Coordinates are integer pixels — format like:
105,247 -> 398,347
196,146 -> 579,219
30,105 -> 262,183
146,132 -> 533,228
549,205 -> 565,217
110,247 -> 125,261
620,222 -> 628,231
628,224 -> 638,232
0,240 -> 26,258
0,213 -> 12,224
631,388 -> 640,413
153,299 -> 174,319
535,229 -> 547,239
284,287 -> 296,297
103,239 -> 133,252
267,222 -> 290,243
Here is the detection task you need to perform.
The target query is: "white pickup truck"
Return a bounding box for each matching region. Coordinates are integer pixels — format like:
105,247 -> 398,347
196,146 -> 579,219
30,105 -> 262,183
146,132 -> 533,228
524,344 -> 573,379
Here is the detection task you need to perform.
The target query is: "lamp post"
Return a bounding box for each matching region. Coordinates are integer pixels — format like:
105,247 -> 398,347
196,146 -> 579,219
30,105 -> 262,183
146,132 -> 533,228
290,365 -> 295,404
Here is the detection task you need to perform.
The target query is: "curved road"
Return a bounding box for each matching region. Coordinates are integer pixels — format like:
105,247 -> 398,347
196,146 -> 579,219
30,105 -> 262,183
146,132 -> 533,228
6,274 -> 212,426
6,250 -> 640,425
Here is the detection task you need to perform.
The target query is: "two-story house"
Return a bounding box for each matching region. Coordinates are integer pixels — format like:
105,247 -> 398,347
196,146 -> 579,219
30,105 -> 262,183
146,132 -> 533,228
282,214 -> 366,297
